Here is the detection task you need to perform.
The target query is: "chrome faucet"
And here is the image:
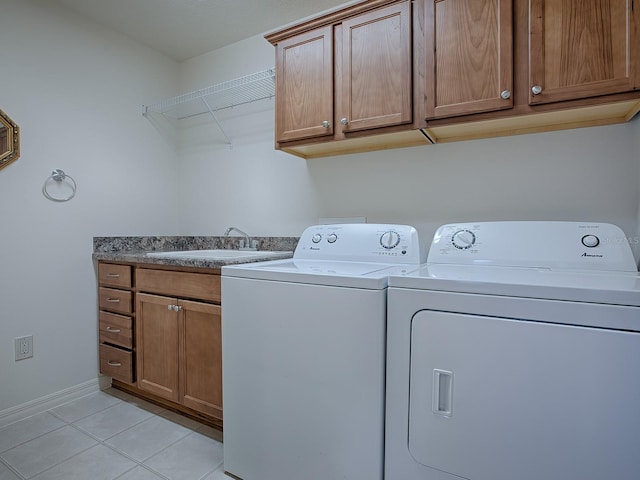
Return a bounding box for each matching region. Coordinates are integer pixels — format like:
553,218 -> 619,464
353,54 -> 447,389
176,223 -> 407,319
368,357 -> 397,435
224,227 -> 256,250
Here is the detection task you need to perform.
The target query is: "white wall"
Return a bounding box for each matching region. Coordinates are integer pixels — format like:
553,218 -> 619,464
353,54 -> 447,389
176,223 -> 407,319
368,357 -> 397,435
635,116 -> 640,263
2,2 -> 639,415
0,0 -> 181,411
177,35 -> 640,255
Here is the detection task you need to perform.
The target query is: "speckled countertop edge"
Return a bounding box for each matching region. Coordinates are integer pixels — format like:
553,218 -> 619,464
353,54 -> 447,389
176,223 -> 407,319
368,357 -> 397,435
93,236 -> 298,269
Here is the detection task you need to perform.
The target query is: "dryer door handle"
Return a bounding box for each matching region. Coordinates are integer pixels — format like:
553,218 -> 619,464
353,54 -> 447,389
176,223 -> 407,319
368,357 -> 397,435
432,369 -> 453,417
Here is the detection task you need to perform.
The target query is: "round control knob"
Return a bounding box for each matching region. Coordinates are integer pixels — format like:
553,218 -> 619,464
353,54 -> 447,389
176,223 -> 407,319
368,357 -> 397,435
581,234 -> 600,248
451,229 -> 476,250
380,230 -> 400,249
327,233 -> 338,243
312,233 -> 322,243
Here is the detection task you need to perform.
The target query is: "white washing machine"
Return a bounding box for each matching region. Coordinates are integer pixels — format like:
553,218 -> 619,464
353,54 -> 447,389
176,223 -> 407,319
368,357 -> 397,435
385,221 -> 640,480
222,223 -> 426,480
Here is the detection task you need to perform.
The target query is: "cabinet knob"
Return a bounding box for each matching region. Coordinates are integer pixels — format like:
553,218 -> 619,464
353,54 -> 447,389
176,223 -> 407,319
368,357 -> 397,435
500,90 -> 511,100
531,85 -> 543,95
107,361 -> 122,367
321,120 -> 330,128
106,326 -> 121,333
167,304 -> 173,311
340,118 -> 349,125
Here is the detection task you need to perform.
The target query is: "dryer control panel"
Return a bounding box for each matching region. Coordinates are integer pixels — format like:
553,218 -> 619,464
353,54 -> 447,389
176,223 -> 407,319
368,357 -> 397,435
294,224 -> 427,264
428,221 -> 637,272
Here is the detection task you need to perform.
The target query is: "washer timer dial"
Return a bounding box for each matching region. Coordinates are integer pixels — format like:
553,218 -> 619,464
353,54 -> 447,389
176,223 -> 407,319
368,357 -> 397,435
380,230 -> 401,249
451,229 -> 476,250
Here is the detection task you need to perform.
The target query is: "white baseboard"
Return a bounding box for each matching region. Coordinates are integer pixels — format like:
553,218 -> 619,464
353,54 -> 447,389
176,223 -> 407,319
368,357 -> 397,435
0,377 -> 107,428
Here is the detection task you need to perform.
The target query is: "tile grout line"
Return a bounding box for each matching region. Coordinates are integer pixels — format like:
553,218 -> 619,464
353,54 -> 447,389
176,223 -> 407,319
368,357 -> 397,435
0,456 -> 26,480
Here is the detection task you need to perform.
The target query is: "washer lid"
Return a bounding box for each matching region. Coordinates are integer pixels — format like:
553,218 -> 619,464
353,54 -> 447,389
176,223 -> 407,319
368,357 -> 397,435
223,259 -> 417,289
389,263 -> 640,306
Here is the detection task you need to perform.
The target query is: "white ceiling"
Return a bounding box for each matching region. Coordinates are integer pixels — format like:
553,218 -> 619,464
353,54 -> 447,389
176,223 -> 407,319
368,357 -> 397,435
49,0 -> 351,61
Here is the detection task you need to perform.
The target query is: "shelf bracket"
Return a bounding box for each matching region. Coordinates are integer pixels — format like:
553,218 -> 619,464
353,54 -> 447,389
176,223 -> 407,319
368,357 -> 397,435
202,97 -> 233,146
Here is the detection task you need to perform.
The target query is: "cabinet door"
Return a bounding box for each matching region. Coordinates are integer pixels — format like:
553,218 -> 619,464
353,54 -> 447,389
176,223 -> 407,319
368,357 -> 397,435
180,300 -> 223,419
341,1 -> 413,132
136,293 -> 180,402
275,25 -> 334,142
425,0 -> 513,119
529,0 -> 636,105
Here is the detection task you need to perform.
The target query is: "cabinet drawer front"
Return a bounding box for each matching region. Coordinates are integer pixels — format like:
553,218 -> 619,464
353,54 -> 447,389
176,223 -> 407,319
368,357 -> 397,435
99,344 -> 133,383
99,311 -> 133,349
99,263 -> 132,288
99,287 -> 133,314
136,269 -> 221,303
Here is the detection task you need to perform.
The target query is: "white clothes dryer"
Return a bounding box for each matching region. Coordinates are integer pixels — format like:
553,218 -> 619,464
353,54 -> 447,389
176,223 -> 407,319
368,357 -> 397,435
222,223 -> 426,480
385,221 -> 640,480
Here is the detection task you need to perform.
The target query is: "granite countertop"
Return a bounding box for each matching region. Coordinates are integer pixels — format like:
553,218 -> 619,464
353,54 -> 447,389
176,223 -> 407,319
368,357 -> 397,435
93,235 -> 297,269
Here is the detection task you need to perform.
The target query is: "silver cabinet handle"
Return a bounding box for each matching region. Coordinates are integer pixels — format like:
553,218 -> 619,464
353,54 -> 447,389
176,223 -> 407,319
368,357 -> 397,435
106,273 -> 120,277
321,120 -> 330,128
107,361 -> 122,367
106,326 -> 121,333
106,298 -> 121,303
340,118 -> 349,125
167,304 -> 174,311
531,85 -> 542,95
500,90 -> 511,100
167,304 -> 182,312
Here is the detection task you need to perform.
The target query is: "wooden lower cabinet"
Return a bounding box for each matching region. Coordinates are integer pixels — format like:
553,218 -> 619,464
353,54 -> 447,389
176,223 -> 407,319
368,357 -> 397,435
98,263 -> 135,384
136,292 -> 223,421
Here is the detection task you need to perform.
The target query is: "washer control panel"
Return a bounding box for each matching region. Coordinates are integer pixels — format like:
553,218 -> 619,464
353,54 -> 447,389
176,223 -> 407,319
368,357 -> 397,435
295,224 -> 426,264
428,221 -> 637,272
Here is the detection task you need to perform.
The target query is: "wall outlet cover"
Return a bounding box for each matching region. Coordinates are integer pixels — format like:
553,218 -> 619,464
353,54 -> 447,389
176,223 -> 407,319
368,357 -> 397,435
15,335 -> 33,361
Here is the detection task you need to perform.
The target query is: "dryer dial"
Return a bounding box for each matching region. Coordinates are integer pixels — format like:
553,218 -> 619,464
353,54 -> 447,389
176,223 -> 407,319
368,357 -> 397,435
452,229 -> 476,250
581,234 -> 600,248
380,230 -> 401,249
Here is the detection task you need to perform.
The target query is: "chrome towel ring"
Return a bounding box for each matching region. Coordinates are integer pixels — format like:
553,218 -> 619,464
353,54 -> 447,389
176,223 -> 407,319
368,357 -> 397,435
42,168 -> 77,202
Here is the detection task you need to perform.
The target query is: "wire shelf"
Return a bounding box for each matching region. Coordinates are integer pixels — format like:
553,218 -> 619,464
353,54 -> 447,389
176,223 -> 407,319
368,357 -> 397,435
143,68 -> 276,120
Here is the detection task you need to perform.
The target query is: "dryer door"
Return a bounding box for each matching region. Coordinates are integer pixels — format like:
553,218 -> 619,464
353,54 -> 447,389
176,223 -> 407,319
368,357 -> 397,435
409,310 -> 640,480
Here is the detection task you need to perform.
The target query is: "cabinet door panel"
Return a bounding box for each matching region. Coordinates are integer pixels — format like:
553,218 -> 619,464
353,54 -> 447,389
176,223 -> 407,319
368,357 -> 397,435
276,26 -> 334,142
529,0 -> 635,104
136,293 -> 180,402
342,1 -> 412,131
180,300 -> 223,419
426,0 -> 513,119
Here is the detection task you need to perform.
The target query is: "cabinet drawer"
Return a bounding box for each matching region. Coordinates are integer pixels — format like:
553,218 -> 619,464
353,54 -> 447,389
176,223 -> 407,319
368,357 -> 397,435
99,344 -> 133,383
98,263 -> 132,288
99,287 -> 133,314
99,311 -> 133,349
136,268 -> 221,303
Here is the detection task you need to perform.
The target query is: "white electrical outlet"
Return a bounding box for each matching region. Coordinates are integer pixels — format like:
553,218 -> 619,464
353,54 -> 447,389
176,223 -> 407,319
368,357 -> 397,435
15,335 -> 33,361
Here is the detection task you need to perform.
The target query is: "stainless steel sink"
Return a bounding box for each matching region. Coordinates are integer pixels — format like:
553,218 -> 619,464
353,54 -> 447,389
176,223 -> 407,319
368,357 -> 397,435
146,249 -> 286,260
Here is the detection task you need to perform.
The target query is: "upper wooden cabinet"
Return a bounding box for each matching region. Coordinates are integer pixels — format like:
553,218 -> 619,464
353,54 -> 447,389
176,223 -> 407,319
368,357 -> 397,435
528,0 -> 637,105
266,0 -> 429,158
425,0 -> 513,119
340,2 -> 413,132
424,0 -> 640,143
275,26 -> 334,142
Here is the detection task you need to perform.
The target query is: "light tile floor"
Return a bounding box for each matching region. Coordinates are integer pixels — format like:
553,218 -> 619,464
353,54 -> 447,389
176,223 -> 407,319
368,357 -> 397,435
0,389 -> 227,480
